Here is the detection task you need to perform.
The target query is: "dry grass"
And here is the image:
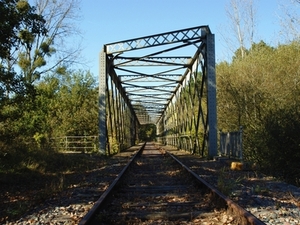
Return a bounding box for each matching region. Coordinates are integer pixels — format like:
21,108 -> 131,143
0,149 -> 107,223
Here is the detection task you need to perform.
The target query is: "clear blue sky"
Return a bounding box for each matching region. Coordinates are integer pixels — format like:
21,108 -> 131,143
78,0 -> 285,78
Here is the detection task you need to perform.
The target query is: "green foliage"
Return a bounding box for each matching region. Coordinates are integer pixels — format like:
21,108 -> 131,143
16,0 -> 30,13
0,0 -> 47,98
49,70 -> 98,137
217,40 -> 300,185
33,132 -> 47,149
19,29 -> 34,44
108,136 -> 120,155
0,69 -> 98,153
18,52 -> 31,69
0,0 -> 47,56
257,108 -> 300,184
40,40 -> 56,56
217,167 -> 243,196
139,124 -> 156,141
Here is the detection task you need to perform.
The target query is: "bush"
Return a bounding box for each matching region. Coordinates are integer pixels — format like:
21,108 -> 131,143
253,107 -> 300,185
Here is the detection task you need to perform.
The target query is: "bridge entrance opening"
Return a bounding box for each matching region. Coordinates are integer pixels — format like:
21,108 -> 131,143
99,26 -> 217,157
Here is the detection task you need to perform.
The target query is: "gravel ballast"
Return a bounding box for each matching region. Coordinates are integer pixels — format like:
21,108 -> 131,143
2,144 -> 300,225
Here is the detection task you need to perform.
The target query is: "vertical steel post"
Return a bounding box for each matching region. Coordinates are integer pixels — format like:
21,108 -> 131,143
99,50 -> 107,154
239,126 -> 243,161
206,33 -> 218,158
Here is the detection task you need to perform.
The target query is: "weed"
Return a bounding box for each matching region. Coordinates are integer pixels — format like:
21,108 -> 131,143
217,167 -> 243,196
251,184 -> 269,195
46,173 -> 66,193
6,202 -> 29,218
0,146 -> 108,221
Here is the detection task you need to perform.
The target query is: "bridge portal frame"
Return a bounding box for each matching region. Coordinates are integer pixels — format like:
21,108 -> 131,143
99,26 -> 217,157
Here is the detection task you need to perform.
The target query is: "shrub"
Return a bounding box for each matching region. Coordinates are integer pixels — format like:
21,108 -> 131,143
253,107 -> 300,185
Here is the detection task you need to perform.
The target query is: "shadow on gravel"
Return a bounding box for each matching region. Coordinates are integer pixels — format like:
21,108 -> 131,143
0,150 -> 134,223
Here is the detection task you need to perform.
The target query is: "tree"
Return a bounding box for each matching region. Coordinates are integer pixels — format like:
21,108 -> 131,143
224,0 -> 257,59
48,70 -> 98,137
0,0 -> 84,150
218,41 -> 276,128
278,0 -> 300,41
0,0 -> 48,147
258,108 -> 300,185
1,0 -> 82,99
217,41 -> 300,185
18,0 -> 82,85
0,0 -> 47,97
0,0 -> 46,58
139,124 -> 156,141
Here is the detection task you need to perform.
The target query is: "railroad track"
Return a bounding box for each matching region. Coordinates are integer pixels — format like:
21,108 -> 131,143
79,142 -> 265,225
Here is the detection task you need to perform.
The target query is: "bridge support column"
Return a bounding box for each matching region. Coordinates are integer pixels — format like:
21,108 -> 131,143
99,50 -> 107,154
206,33 -> 218,158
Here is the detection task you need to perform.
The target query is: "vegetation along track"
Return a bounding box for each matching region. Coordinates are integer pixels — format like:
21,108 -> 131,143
79,142 -> 264,225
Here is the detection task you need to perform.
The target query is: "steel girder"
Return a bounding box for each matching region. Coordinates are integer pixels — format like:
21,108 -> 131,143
99,26 -> 217,157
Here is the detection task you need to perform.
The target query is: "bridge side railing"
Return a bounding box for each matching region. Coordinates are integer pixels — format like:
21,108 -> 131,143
51,136 -> 99,152
219,127 -> 243,160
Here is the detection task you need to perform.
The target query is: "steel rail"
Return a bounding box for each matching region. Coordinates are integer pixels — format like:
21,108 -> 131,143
78,142 -> 146,225
167,152 -> 266,225
80,143 -> 265,225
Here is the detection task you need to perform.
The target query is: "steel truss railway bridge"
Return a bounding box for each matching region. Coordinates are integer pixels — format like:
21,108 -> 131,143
99,25 -> 217,157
